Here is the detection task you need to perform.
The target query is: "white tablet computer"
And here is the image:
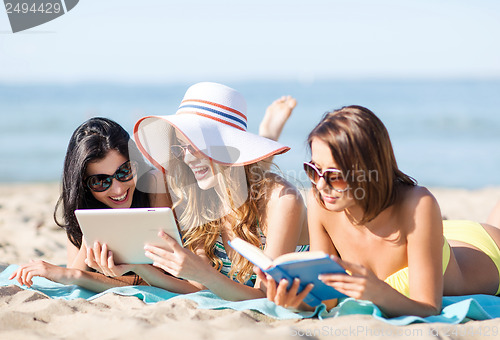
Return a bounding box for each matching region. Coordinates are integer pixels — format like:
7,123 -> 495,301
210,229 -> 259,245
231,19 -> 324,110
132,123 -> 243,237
74,207 -> 182,264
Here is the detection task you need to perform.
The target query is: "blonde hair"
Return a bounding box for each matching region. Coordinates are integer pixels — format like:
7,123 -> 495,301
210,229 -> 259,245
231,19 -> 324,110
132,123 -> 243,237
167,148 -> 273,283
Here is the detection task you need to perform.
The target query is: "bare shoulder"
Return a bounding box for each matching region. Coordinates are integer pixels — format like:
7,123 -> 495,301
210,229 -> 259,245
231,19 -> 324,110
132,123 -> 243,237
400,185 -> 439,213
398,185 -> 442,236
265,172 -> 304,205
258,173 -> 306,225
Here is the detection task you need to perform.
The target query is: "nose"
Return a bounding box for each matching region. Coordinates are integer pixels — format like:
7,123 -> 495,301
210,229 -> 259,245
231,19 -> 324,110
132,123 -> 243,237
315,176 -> 328,191
108,178 -> 127,194
183,147 -> 198,163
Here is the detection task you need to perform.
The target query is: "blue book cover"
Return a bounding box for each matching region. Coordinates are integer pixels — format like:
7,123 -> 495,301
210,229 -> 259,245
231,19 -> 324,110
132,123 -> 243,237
228,238 -> 347,307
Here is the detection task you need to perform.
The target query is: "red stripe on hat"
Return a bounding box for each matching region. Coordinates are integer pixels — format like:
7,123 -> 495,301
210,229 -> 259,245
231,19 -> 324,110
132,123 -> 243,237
180,99 -> 247,121
178,111 -> 246,131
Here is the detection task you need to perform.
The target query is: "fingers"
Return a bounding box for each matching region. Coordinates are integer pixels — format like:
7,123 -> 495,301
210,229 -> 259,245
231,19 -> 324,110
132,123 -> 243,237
85,246 -> 99,271
155,230 -> 181,251
332,256 -> 366,276
145,248 -> 173,268
296,282 -> 314,302
265,276 -> 312,309
107,251 -> 115,272
100,243 -> 108,267
319,272 -> 370,299
25,271 -> 35,288
8,270 -> 17,280
16,264 -> 34,287
265,274 -> 277,301
85,242 -> 117,276
275,279 -> 294,306
144,244 -> 176,262
253,267 -> 267,283
147,251 -> 179,276
9,262 -> 43,287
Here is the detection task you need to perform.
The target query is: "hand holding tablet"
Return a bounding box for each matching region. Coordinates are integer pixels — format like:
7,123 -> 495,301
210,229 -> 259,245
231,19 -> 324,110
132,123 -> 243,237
75,207 -> 182,264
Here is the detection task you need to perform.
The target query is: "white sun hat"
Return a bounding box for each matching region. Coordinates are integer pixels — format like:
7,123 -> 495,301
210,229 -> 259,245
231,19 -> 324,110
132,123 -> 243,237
133,82 -> 290,172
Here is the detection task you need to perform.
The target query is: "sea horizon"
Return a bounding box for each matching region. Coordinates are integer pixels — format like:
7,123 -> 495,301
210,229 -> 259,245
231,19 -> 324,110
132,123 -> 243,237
1,78 -> 500,189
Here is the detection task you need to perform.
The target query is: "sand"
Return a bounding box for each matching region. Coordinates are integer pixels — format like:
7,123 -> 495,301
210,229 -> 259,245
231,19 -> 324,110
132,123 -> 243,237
1,182 -> 500,339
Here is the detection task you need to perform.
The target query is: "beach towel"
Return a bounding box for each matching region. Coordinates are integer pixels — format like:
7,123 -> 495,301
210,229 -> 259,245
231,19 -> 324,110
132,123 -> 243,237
1,264 -> 500,324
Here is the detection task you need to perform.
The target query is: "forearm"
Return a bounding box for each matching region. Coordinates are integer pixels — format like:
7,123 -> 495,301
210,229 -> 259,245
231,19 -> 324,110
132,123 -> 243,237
200,267 -> 265,301
132,265 -> 200,294
373,289 -> 441,317
60,268 -> 133,292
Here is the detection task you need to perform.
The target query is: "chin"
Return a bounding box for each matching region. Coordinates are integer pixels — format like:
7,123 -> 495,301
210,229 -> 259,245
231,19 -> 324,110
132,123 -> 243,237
321,196 -> 350,212
194,174 -> 218,190
196,181 -> 216,191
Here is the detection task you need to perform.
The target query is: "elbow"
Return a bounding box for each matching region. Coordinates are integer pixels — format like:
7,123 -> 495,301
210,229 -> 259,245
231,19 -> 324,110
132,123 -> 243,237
428,304 -> 441,316
414,303 -> 441,318
425,299 -> 442,316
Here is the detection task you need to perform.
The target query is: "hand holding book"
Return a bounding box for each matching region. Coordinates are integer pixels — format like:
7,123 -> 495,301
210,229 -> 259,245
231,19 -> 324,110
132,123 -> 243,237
228,238 -> 348,307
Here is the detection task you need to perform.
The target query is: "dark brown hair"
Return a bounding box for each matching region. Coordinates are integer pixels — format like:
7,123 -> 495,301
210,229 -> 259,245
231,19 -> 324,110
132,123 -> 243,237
307,105 -> 416,223
54,117 -> 151,249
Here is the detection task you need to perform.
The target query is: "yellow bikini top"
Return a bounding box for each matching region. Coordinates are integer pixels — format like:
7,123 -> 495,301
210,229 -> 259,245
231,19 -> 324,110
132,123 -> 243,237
384,238 -> 451,297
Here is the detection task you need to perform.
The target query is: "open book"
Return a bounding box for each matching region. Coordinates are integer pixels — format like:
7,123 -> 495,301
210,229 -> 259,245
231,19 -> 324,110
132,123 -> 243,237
228,238 -> 347,307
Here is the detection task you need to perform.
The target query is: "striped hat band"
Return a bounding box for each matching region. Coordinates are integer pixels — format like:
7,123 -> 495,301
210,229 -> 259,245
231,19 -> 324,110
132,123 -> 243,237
176,99 -> 248,131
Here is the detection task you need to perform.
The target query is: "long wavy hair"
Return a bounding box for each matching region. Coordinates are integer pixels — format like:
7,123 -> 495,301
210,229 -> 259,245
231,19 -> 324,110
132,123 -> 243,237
307,105 -> 416,224
166,133 -> 273,283
54,117 -> 151,249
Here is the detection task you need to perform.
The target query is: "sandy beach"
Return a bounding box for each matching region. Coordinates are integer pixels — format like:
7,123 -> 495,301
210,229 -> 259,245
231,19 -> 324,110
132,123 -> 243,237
1,182 -> 500,339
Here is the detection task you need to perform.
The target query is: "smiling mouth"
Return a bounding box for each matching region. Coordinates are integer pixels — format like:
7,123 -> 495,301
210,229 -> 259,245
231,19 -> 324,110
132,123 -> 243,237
191,166 -> 209,179
322,193 -> 339,202
110,190 -> 128,202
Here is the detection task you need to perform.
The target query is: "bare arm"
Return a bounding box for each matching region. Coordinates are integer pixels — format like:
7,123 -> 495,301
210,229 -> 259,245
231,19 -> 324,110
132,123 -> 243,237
145,232 -> 267,300
9,259 -> 140,292
47,241 -> 144,292
306,190 -> 339,310
256,179 -> 307,287
130,265 -> 201,294
207,181 -> 308,300
386,189 -> 443,316
68,240 -> 88,270
320,188 -> 443,317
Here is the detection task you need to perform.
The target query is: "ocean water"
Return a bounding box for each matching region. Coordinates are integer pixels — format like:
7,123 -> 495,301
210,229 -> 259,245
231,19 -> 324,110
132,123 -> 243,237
1,80 -> 500,189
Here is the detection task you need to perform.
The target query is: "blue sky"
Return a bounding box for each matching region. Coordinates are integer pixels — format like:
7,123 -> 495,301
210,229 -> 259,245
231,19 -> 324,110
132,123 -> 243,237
0,0 -> 499,83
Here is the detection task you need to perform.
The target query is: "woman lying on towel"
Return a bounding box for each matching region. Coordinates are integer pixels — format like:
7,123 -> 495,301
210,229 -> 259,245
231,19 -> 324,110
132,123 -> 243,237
83,82 -> 309,300
10,117 -> 171,291
258,105 -> 500,317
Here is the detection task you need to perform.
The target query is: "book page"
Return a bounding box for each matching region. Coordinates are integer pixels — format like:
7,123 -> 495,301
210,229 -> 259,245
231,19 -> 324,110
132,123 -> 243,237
273,251 -> 328,265
228,238 -> 273,269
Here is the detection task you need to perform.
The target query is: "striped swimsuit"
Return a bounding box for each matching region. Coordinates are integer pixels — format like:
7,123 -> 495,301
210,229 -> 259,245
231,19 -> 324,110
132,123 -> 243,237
214,231 -> 309,286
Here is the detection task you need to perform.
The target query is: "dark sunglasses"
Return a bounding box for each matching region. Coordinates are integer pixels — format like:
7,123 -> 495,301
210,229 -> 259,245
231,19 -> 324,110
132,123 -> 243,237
85,160 -> 136,192
170,144 -> 200,159
303,162 -> 349,193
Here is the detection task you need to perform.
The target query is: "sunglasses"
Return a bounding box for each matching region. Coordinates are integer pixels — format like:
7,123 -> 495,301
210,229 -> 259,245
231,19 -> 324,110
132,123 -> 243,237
170,144 -> 200,159
85,160 -> 136,192
303,162 -> 349,193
